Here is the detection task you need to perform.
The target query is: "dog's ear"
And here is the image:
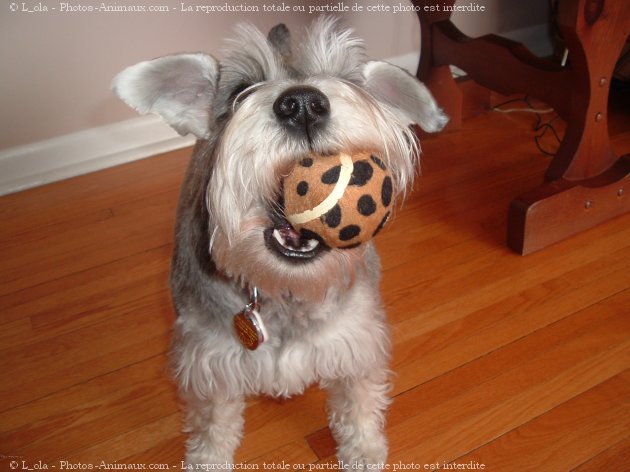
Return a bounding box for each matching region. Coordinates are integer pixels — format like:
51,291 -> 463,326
112,53 -> 219,139
268,23 -> 292,60
362,61 -> 448,133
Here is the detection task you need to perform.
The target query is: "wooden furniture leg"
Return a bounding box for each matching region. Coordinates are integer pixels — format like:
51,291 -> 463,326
414,0 -> 630,254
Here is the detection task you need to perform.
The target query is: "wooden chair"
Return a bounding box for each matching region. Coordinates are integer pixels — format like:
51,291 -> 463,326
413,0 -> 630,254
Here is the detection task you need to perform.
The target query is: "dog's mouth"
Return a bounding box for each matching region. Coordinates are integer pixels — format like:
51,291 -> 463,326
264,210 -> 326,261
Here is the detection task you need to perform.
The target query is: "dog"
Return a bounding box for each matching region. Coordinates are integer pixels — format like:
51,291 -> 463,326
113,16 -> 447,468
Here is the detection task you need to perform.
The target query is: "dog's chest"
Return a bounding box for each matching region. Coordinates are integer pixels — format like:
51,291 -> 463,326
240,293 -> 386,397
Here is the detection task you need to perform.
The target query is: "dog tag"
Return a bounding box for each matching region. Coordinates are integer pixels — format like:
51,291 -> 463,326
234,302 -> 267,350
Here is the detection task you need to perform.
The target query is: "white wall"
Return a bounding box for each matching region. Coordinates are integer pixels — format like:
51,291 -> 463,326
0,0 -> 549,194
0,4 -> 312,149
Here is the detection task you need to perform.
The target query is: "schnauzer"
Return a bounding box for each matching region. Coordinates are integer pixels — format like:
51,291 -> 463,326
113,16 -> 446,468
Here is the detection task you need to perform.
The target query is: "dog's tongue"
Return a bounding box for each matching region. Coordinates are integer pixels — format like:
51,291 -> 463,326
275,222 -> 302,249
270,219 -> 321,255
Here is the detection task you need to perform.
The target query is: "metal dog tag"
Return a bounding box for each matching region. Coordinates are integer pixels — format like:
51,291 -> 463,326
234,303 -> 267,350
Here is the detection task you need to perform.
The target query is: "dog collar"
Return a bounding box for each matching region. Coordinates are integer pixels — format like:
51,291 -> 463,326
233,287 -> 268,350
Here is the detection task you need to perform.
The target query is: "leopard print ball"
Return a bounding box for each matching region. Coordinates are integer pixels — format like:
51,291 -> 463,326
283,151 -> 393,249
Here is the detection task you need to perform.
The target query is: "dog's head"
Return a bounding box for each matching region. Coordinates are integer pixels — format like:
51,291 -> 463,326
113,17 -> 447,299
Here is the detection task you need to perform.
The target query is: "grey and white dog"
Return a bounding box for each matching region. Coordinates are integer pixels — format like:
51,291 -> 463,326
113,16 -> 446,467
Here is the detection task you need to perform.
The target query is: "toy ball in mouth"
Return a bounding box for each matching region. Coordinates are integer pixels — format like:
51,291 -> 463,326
282,150 -> 394,249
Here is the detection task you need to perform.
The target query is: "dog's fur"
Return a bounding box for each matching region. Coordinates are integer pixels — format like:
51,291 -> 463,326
113,17 -> 446,467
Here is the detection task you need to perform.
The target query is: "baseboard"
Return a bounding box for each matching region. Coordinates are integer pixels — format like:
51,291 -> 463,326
0,115 -> 195,196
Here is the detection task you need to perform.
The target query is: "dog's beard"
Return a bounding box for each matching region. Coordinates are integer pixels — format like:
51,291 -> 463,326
209,214 -> 363,300
204,78 -> 418,301
207,78 -> 418,236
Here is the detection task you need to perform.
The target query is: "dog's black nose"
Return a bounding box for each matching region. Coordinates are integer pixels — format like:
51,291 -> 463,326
273,86 -> 330,137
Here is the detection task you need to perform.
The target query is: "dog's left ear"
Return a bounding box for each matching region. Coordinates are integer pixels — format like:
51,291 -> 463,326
362,61 -> 448,132
112,53 -> 219,139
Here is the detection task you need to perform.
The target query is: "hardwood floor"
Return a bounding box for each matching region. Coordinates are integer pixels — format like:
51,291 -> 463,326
1,87 -> 628,471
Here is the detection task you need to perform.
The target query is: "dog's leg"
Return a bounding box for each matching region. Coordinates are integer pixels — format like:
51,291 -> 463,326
183,394 -> 245,466
326,370 -> 391,468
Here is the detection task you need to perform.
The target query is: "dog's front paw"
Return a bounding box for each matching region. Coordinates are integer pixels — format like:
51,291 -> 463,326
337,432 -> 388,470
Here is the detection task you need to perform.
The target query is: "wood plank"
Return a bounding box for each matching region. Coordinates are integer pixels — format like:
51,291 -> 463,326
248,441 -> 319,467
452,371 -> 629,471
0,294 -> 174,410
0,244 -> 171,333
120,436 -> 186,469
571,439 -> 630,472
392,251 -> 629,393
235,389 -> 329,463
386,290 -> 629,463
388,289 -> 629,430
61,413 -> 182,465
306,427 -> 337,460
384,215 -> 629,328
0,356 -> 177,460
0,190 -> 178,297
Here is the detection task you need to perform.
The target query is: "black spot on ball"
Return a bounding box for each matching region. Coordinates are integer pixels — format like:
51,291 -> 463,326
381,176 -> 393,207
296,181 -> 309,196
300,157 -> 313,167
372,211 -> 391,237
370,155 -> 386,170
321,165 -> 341,184
324,204 -> 342,228
339,225 -> 361,241
349,160 -> 373,186
357,195 -> 377,216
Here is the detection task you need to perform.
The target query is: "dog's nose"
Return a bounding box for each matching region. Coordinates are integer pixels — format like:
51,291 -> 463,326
273,86 -> 330,136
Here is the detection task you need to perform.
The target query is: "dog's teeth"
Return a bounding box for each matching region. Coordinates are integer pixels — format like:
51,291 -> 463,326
272,229 -> 289,248
301,239 -> 319,252
272,228 -> 296,250
272,228 -> 319,252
